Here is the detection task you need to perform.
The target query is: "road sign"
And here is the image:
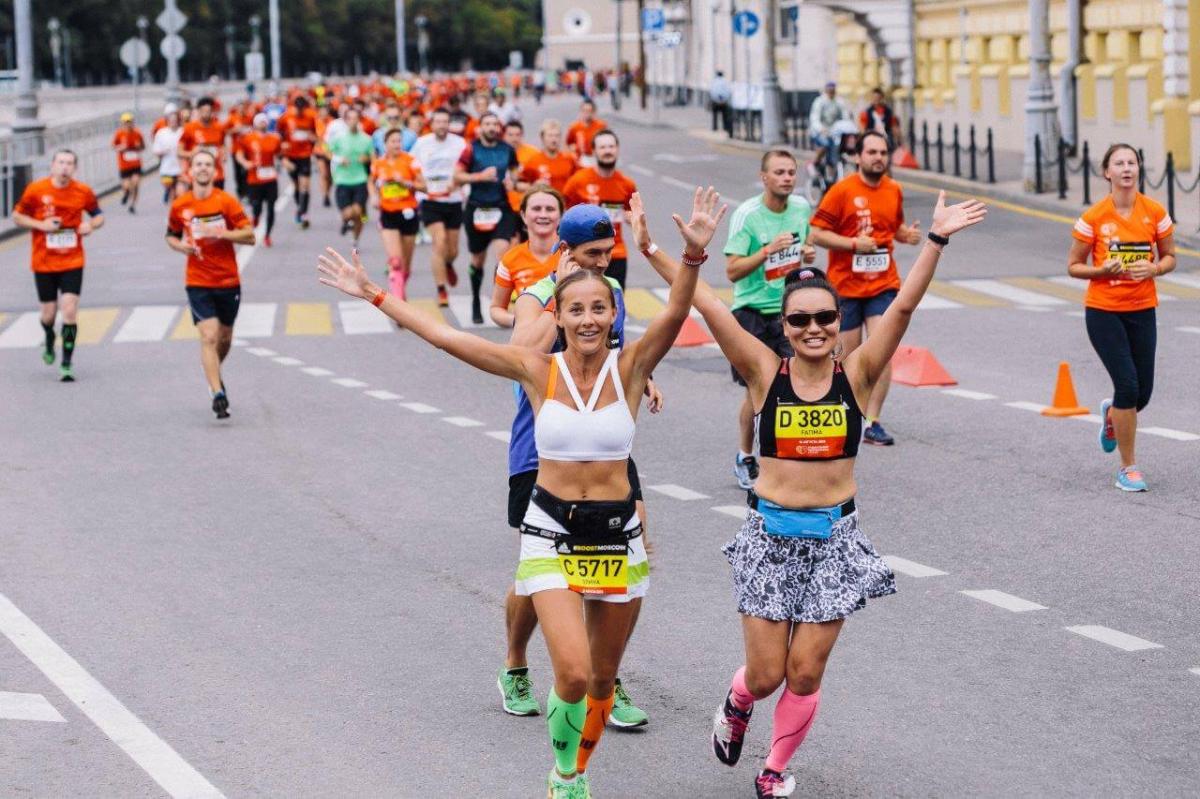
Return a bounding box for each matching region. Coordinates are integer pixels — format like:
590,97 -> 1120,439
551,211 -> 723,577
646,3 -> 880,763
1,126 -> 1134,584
733,10 -> 760,37
786,5 -> 799,21
119,38 -> 151,70
156,7 -> 187,34
160,34 -> 186,61
245,52 -> 265,82
659,31 -> 682,48
641,8 -> 665,33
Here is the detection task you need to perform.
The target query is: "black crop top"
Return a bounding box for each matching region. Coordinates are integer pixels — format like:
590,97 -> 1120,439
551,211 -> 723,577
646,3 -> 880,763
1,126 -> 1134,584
755,359 -> 863,461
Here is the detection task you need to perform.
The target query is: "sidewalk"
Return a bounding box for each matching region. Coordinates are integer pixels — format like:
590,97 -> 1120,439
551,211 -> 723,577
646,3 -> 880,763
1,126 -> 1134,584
609,101 -> 1200,250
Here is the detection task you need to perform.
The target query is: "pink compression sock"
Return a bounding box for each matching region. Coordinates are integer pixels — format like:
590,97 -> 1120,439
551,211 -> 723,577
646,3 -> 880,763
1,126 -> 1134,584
730,666 -> 756,711
764,688 -> 821,773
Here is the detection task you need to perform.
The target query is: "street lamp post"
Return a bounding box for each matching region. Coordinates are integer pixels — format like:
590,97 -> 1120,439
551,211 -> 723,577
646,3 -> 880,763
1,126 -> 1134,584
12,0 -> 43,146
269,0 -> 282,80
48,17 -> 63,86
225,23 -> 237,81
1023,0 -> 1060,191
395,0 -> 408,74
415,15 -> 429,75
759,0 -> 784,144
614,0 -> 623,111
135,15 -> 149,116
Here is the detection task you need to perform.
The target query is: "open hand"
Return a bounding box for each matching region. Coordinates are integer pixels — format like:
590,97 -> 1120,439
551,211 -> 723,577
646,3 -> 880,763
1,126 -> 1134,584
1126,259 -> 1157,281
671,186 -> 728,256
317,247 -> 373,300
629,192 -> 652,253
644,378 -> 664,414
554,245 -> 580,282
929,191 -> 987,238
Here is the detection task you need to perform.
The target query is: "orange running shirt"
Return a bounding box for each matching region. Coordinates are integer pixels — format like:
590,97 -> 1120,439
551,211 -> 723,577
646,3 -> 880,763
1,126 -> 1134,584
520,149 -> 579,193
562,167 -> 637,260
370,153 -> 423,213
238,132 -> 283,185
278,108 -> 319,160
1072,193 -> 1173,312
567,119 -> 607,156
811,172 -> 905,298
112,128 -> 145,171
495,241 -> 559,294
179,119 -> 230,181
15,178 -> 100,273
167,189 -> 251,288
508,143 -> 541,211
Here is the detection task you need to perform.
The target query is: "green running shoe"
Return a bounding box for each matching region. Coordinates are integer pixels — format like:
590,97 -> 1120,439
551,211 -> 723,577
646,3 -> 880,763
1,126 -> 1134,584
608,677 -> 648,728
546,769 -> 590,799
497,667 -> 540,716
59,364 -> 74,382
42,347 -> 55,365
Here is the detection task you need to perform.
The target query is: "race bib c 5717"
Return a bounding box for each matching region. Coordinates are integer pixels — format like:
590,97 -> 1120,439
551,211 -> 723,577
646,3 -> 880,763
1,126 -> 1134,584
851,249 -> 889,273
774,402 -> 849,459
765,243 -> 802,282
557,539 -> 629,595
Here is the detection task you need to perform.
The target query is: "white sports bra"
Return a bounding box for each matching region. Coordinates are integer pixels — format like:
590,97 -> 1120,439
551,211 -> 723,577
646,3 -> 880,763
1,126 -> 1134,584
534,349 -> 635,462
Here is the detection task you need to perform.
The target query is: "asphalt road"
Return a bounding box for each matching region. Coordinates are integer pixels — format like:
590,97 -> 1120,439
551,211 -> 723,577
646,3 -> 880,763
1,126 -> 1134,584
2,93 -> 1198,798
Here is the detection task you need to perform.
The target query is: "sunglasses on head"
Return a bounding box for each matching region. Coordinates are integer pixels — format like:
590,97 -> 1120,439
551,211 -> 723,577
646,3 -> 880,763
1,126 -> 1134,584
784,310 -> 840,328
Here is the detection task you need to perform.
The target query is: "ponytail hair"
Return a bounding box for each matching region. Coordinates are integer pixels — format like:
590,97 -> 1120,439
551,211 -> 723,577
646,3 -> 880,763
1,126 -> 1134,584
781,266 -> 840,310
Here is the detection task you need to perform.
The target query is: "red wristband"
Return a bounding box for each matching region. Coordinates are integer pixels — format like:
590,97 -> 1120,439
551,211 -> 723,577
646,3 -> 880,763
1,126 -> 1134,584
680,250 -> 708,267
371,289 -> 387,307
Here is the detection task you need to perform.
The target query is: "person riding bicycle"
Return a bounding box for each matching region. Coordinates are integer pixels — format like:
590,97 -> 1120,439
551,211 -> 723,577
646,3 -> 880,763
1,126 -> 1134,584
808,82 -> 851,177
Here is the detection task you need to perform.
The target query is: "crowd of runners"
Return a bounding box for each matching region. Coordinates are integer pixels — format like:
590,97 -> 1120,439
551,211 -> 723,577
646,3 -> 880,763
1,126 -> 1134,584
9,67 -> 1183,796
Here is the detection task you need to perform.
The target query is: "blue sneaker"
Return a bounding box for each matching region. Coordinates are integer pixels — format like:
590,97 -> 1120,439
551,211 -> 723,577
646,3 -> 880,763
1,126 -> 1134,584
1115,466 -> 1147,492
1099,399 -> 1116,453
862,421 -> 895,446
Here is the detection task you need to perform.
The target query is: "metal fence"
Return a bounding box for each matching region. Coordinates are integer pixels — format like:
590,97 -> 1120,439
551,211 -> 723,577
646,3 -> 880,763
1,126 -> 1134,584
907,118 -> 998,185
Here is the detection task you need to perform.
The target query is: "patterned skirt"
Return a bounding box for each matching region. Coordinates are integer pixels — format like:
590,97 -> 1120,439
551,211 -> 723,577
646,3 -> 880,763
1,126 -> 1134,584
722,508 -> 896,623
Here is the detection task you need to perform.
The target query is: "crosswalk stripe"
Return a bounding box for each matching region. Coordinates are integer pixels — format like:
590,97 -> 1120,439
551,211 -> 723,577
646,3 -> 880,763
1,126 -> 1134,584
0,312 -> 46,348
447,295 -> 498,328
926,280 -> 1008,307
69,308 -> 120,345
0,313 -> 7,332
1046,274 -> 1177,302
285,303 -> 333,335
622,288 -> 665,320
170,310 -> 199,340
237,303 -> 277,338
339,300 -> 393,335
652,287 -> 702,318
408,298 -> 448,327
951,279 -> 1067,306
917,293 -> 962,310
1153,279 -> 1200,300
1163,271 -> 1200,290
1002,276 -> 1084,303
712,286 -> 734,305
114,306 -> 180,343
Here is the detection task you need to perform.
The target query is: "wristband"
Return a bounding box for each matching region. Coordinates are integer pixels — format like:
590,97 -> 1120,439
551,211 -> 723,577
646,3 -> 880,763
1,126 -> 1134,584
370,289 -> 387,307
641,242 -> 659,258
927,231 -> 950,247
680,250 -> 708,267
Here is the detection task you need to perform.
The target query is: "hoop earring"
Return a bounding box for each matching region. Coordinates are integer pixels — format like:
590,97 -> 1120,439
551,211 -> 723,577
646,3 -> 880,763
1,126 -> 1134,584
831,340 -> 844,361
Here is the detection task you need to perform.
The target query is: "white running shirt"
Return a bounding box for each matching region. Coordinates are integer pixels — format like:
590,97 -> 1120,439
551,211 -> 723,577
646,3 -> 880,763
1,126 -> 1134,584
410,132 -> 468,203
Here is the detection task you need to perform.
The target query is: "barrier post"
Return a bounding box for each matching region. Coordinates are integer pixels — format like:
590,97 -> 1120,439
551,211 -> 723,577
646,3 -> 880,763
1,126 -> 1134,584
969,125 -> 978,181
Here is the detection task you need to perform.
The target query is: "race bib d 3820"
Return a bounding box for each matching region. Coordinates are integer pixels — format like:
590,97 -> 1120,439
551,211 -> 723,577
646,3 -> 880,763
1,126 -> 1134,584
774,402 -> 849,459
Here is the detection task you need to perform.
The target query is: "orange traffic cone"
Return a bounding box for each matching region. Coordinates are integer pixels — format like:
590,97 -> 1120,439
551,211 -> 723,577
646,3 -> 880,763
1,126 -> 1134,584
1041,361 -> 1090,416
893,145 -> 920,169
673,316 -> 715,347
890,345 -> 957,387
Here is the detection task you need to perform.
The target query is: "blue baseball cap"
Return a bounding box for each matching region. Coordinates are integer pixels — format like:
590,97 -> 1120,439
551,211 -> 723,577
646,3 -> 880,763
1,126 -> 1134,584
558,204 -> 615,246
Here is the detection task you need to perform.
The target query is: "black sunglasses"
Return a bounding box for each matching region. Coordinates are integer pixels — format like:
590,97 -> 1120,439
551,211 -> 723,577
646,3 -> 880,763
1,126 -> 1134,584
784,310 -> 840,328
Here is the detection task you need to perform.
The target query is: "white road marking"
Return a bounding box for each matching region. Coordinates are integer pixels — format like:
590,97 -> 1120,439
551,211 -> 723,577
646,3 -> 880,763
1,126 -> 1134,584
1065,625 -> 1164,652
883,556 -> 948,578
0,592 -> 226,798
486,430 -> 512,443
917,294 -> 963,310
442,416 -> 484,428
235,303 -> 278,338
952,279 -> 1068,306
399,402 -> 441,413
245,347 -> 277,357
625,323 -> 648,334
711,505 -> 748,519
0,312 -> 45,348
1190,667 -> 1200,677
0,691 -> 65,722
1004,401 -> 1048,413
331,377 -> 368,388
1177,326 -> 1200,334
113,306 -> 179,343
272,356 -> 303,366
653,153 -> 719,163
652,287 -> 704,319
364,390 -> 402,400
1141,427 -> 1200,441
647,484 -> 710,500
628,164 -> 658,177
661,175 -> 697,192
339,300 -> 394,335
447,295 -> 498,328
237,194 -> 290,274
941,388 -> 996,400
961,589 -> 1047,612
1069,413 -> 1103,424
300,367 -> 334,376
1162,272 -> 1200,290
1064,310 -> 1086,318
1016,305 -> 1054,312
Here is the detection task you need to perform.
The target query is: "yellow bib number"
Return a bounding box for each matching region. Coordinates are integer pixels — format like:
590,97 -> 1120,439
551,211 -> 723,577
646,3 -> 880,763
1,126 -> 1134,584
381,181 -> 409,200
1109,242 -> 1152,271
558,542 -> 628,595
774,403 -> 849,459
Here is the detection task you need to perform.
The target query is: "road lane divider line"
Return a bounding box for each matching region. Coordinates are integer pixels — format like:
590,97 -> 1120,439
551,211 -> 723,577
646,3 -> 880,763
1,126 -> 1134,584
442,416 -> 485,428
245,347 -> 277,357
961,590 -> 1047,612
711,505 -> 747,519
398,402 -> 441,414
647,484 -> 711,501
1065,625 -> 1164,652
1004,401 -> 1047,413
1177,326 -> 1200,334
0,592 -> 226,798
941,388 -> 997,400
1140,426 -> 1200,441
331,377 -> 368,388
883,556 -> 948,578
485,430 -> 512,443
1189,667 -> 1200,677
628,164 -> 658,177
271,356 -> 303,366
0,691 -> 66,722
300,366 -> 334,376
364,390 -> 402,400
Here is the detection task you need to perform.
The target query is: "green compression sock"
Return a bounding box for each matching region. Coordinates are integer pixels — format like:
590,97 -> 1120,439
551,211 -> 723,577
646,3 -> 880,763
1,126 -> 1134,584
546,688 -> 586,777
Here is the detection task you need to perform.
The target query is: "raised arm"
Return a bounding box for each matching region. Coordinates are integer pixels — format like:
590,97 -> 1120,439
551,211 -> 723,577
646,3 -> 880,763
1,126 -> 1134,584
847,191 -> 986,387
629,191 -> 779,389
624,187 -> 726,380
318,247 -> 537,384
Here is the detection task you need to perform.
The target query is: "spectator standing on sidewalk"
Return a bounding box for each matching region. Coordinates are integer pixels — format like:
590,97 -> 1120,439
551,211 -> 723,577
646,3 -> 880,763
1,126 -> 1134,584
858,87 -> 902,150
711,71 -> 733,135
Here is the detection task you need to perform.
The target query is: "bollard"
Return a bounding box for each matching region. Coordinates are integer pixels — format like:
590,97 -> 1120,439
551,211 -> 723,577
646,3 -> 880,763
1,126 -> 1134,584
1166,151 -> 1176,220
922,121 -> 930,171
936,122 -> 944,173
1138,148 -> 1146,192
953,124 -> 961,177
907,116 -> 915,152
1082,140 -> 1091,205
987,128 -> 996,183
969,125 -> 978,181
1057,138 -> 1068,200
1035,134 -> 1043,194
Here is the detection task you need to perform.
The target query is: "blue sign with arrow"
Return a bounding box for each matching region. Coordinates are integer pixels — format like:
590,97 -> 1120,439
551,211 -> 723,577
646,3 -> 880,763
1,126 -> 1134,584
733,10 -> 760,37
642,8 -> 665,33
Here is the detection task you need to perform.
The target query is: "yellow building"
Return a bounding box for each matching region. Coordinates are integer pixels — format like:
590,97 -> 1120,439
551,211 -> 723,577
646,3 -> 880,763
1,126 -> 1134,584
832,0 -> 1199,171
